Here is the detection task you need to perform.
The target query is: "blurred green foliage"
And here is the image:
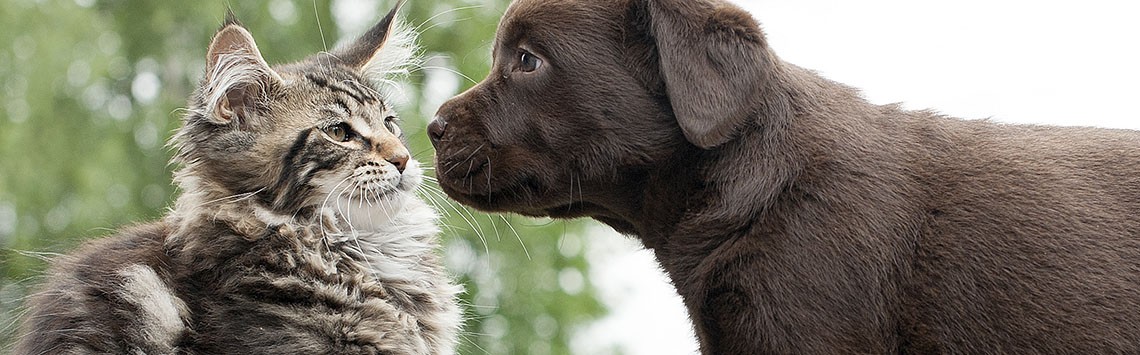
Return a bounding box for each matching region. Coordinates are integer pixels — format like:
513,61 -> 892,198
0,0 -> 604,354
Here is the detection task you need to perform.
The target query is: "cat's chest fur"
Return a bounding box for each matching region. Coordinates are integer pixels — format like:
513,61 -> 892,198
253,195 -> 444,285
330,196 -> 443,285
166,196 -> 462,354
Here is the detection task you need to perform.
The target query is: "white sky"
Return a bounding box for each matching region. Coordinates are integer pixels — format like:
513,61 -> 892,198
577,1 -> 1140,354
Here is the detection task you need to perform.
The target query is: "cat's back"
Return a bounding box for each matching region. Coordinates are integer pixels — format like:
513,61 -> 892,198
14,222 -> 187,355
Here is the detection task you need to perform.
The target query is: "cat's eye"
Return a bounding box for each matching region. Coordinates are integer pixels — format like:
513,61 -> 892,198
384,116 -> 401,136
519,51 -> 542,73
323,123 -> 353,142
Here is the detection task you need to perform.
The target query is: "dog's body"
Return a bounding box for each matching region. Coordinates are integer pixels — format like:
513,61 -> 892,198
430,0 -> 1140,353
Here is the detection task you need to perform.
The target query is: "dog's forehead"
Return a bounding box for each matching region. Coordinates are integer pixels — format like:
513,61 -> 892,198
504,0 -> 596,17
500,0 -> 621,46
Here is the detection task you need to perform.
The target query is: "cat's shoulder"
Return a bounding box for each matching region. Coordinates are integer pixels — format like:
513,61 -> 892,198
16,221 -> 187,355
49,221 -> 172,276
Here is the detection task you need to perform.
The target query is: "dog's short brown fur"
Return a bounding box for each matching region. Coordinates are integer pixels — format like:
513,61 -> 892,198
430,0 -> 1140,353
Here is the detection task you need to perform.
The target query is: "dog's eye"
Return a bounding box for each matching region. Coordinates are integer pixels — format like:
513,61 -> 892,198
519,52 -> 542,73
322,123 -> 354,142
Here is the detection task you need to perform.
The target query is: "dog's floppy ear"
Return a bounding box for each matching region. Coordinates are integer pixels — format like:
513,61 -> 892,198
647,0 -> 772,148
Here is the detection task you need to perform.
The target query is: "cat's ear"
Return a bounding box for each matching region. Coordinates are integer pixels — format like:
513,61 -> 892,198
202,12 -> 282,125
332,1 -> 419,81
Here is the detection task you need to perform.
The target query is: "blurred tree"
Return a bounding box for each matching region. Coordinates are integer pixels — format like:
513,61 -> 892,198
0,1 -> 605,354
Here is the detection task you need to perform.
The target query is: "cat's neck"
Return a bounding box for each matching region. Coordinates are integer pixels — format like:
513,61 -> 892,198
167,175 -> 299,239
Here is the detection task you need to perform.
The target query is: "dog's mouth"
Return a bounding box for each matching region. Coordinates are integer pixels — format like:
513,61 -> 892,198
438,167 -> 602,220
435,154 -> 489,194
434,149 -> 553,214
439,161 -> 485,184
432,127 -> 587,215
437,164 -> 535,212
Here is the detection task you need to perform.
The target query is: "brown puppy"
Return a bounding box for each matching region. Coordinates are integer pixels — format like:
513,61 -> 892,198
430,0 -> 1140,353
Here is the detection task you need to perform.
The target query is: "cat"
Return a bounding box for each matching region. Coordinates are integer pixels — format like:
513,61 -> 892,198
14,4 -> 462,355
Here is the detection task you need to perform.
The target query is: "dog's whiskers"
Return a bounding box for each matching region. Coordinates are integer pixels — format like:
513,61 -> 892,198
501,214 -> 530,261
486,157 -> 493,205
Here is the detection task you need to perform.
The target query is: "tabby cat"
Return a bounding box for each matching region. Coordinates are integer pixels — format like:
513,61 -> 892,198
15,4 -> 462,354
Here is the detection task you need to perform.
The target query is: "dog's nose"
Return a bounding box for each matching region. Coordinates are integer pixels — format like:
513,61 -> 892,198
427,116 -> 447,148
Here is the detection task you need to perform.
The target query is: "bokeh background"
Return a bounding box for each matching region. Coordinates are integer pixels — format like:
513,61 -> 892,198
2,0 -> 1139,354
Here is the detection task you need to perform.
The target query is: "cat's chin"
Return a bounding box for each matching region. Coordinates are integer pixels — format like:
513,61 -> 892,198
333,192 -> 409,231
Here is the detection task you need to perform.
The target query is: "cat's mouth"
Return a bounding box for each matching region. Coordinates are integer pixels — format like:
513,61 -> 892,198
342,160 -> 420,201
319,160 -> 423,230
306,159 -> 420,208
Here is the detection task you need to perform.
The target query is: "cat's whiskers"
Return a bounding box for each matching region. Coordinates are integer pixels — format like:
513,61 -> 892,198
416,186 -> 450,217
419,184 -> 447,201
412,147 -> 437,159
374,187 -> 413,275
414,5 -> 483,33
201,187 -> 266,207
414,187 -> 481,254
10,249 -> 65,262
372,78 -> 404,98
333,182 -> 370,271
363,187 -> 377,228
343,179 -> 375,276
422,187 -> 489,254
456,202 -> 490,255
311,0 -> 332,71
318,174 -> 354,244
457,330 -> 493,355
338,182 -> 352,229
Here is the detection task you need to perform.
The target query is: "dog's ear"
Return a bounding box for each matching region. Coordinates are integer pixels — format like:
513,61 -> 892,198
647,0 -> 772,148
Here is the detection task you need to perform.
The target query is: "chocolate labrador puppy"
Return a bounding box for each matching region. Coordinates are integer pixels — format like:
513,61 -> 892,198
429,0 -> 1140,353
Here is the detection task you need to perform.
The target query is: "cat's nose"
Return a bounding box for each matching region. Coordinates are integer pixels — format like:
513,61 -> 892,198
388,154 -> 409,173
427,116 -> 447,148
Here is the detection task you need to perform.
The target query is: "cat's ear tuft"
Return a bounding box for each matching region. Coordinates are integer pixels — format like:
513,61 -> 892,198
202,18 -> 282,126
222,7 -> 242,27
332,1 -> 420,83
222,7 -> 241,28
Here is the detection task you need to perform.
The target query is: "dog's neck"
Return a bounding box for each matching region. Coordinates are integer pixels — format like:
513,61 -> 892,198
587,148 -> 709,247
588,62 -> 827,253
538,147 -> 704,246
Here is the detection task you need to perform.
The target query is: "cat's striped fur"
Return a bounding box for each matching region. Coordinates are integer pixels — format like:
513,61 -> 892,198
15,4 -> 462,354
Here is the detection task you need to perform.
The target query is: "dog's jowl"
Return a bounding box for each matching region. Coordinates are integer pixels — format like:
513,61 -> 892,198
431,0 -> 1140,353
